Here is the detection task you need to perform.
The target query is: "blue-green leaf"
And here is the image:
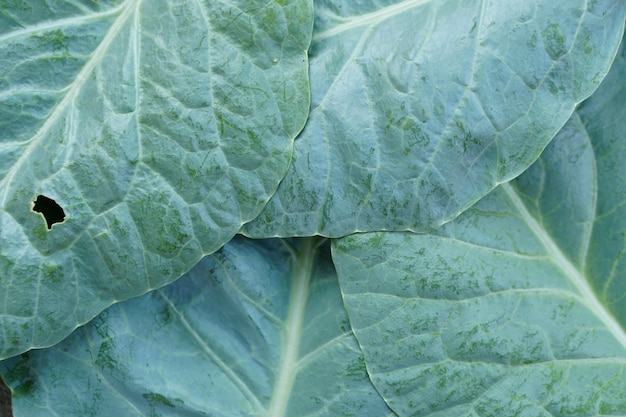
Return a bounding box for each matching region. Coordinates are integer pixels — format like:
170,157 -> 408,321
243,0 -> 625,238
0,237 -> 396,417
332,35 -> 626,416
0,0 -> 312,359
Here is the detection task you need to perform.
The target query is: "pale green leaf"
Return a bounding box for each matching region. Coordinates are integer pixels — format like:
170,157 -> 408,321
0,0 -> 312,359
332,35 -> 626,416
0,237 -> 396,417
243,0 -> 625,238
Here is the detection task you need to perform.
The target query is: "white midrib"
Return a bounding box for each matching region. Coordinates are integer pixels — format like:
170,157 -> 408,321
0,0 -> 139,204
502,183 -> 626,349
267,238 -> 316,417
313,0 -> 431,41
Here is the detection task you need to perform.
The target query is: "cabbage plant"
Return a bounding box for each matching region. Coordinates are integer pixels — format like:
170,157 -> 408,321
1,0 -> 626,416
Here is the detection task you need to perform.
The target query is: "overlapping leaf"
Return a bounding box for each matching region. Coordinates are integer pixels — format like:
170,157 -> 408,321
0,237 -> 396,417
243,0 -> 625,238
332,35 -> 626,416
0,0 -> 312,359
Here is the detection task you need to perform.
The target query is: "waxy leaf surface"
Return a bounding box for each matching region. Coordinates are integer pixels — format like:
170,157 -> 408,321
0,237 -> 396,417
332,37 -> 626,416
0,0 -> 312,359
244,0 -> 625,238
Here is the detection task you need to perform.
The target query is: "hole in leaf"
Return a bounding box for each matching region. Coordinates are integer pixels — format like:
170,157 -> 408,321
32,195 -> 66,230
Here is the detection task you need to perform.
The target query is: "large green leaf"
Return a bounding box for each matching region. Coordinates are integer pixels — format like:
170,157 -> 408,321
0,0 -> 312,359
332,37 -> 626,416
243,0 -> 625,238
0,236 -> 396,417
